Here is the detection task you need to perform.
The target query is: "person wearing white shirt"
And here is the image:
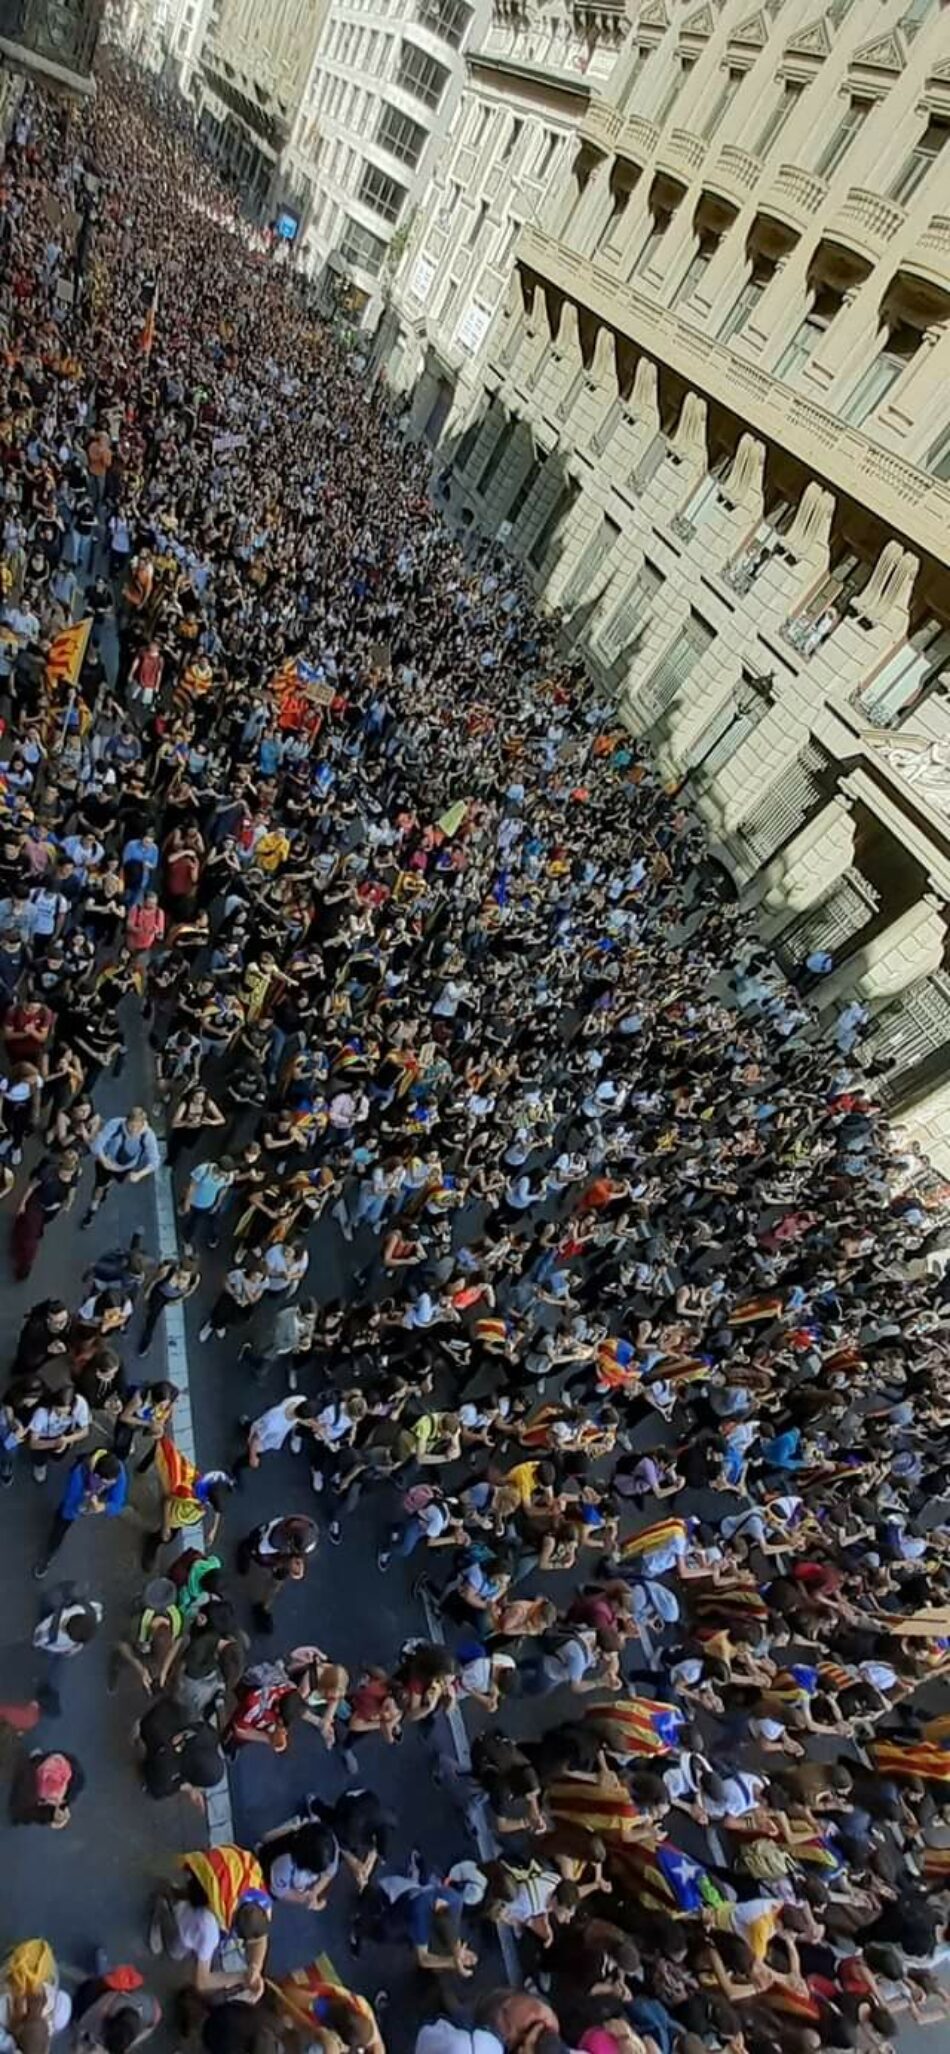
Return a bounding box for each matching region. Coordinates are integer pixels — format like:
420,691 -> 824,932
28,1388 -> 91,1482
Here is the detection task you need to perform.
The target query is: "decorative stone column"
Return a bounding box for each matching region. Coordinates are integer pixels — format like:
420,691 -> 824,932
748,798 -> 856,929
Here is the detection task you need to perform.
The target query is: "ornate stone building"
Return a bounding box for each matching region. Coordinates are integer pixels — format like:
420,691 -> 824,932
421,0 -> 950,1172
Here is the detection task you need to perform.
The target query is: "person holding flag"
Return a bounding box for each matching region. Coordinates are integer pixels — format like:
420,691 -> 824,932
149,1845 -> 270,1998
140,1435 -> 233,1571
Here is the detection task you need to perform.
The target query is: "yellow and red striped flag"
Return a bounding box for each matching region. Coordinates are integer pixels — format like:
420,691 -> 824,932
874,1738 -> 950,1782
45,617 -> 91,688
585,1698 -> 684,1758
618,1516 -> 687,1562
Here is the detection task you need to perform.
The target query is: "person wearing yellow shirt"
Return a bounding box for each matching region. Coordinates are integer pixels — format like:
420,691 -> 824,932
255,829 -> 290,875
500,1458 -> 557,1510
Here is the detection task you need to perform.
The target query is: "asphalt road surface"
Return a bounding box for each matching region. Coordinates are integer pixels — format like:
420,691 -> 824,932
0,1004 -> 510,2048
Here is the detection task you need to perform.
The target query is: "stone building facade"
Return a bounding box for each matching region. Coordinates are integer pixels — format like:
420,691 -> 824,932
380,0 -> 625,442
420,0 -> 950,1172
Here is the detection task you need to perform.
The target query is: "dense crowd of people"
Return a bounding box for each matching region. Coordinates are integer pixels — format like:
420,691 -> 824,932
2,43 -> 950,2054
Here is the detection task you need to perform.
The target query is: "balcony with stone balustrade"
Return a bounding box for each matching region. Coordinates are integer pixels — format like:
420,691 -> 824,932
758,162 -> 828,236
580,97 -> 625,154
656,127 -> 707,183
514,221 -> 950,567
824,186 -> 908,267
618,112 -> 660,167
704,142 -> 762,208
902,213 -> 950,297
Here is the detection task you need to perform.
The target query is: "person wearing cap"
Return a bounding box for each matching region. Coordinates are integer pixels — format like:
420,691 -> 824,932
71,1964 -> 161,2054
9,1748 -> 83,1829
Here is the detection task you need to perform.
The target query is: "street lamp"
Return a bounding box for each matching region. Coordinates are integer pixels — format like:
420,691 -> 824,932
690,669 -> 775,780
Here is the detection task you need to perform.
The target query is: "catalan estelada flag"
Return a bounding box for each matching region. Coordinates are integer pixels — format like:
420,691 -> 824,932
729,1293 -> 784,1326
155,1434 -> 198,1502
611,1838 -> 717,1914
181,1846 -> 269,1930
586,1697 -> 683,1758
545,1773 -> 646,1844
764,1664 -> 818,1707
270,1959 -> 376,2038
596,1336 -> 640,1390
45,617 -> 91,688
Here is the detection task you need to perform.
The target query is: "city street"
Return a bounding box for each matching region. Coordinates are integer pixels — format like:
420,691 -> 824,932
1,31 -> 949,2054
0,1010 -> 502,2041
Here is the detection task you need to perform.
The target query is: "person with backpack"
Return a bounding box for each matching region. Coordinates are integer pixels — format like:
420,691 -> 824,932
222,1663 -> 307,1756
32,1592 -> 103,1715
376,1481 -> 466,1571
518,1622 -> 624,1699
235,1514 -> 318,1636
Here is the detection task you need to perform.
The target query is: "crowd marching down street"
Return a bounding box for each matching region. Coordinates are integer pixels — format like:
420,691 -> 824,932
5,41 -> 950,2054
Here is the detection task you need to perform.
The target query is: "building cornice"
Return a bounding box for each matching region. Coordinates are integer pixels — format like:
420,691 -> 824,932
515,223 -> 950,570
468,50 -> 592,112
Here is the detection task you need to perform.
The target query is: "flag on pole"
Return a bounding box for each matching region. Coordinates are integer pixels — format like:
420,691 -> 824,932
436,799 -> 468,839
45,617 -> 91,689
140,280 -> 159,358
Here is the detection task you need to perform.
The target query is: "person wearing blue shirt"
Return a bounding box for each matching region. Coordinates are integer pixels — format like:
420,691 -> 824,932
121,830 -> 158,906
34,1449 -> 128,1578
83,1108 -> 161,1226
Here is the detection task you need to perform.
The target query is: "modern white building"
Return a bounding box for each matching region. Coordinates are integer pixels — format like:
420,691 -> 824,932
420,0 -> 950,1173
381,0 -> 628,443
297,0 -> 489,327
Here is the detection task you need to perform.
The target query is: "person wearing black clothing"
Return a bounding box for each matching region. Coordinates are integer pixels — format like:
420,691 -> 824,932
308,1785 -> 395,1893
137,1698 -> 224,1806
137,1259 -> 200,1355
10,1149 -> 80,1280
11,1298 -> 71,1377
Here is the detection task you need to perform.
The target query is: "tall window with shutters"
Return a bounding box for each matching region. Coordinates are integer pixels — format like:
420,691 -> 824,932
528,482 -> 580,572
815,97 -> 870,178
599,559 -> 665,663
840,323 -> 920,428
686,668 -> 775,776
888,115 -> 950,204
639,610 -> 715,721
562,515 -> 621,608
